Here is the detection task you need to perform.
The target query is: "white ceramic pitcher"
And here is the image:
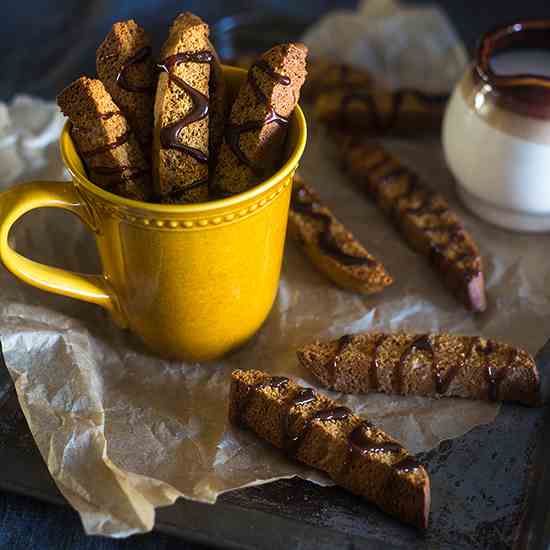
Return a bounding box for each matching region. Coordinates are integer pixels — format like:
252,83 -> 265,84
444,20 -> 550,232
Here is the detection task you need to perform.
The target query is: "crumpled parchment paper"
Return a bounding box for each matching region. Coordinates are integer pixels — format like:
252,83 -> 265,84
303,0 -> 467,92
1,1 -> 549,538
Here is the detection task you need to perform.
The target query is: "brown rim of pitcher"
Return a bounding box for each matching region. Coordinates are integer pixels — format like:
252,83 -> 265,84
474,19 -> 550,119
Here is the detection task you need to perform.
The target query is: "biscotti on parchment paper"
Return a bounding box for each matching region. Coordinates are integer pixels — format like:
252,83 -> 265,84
302,58 -> 373,101
288,175 -> 393,294
339,137 -> 486,312
315,88 -> 446,135
298,332 -> 540,406
229,369 -> 431,529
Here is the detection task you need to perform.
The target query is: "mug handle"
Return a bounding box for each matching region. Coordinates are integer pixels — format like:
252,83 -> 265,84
0,181 -> 126,326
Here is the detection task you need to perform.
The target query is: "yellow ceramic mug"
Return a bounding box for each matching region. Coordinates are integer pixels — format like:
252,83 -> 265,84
0,67 -> 307,361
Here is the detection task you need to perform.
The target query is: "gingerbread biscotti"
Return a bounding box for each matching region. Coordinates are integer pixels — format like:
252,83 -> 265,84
153,12 -> 225,203
298,333 -> 540,406
96,19 -> 156,152
230,369 -> 430,529
302,58 -> 373,102
232,56 -> 373,103
57,76 -> 151,201
214,43 -> 307,197
315,88 -> 447,135
339,138 -> 486,312
289,175 -> 393,294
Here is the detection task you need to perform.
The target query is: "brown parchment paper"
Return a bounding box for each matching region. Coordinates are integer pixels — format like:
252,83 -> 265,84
1,2 -> 549,538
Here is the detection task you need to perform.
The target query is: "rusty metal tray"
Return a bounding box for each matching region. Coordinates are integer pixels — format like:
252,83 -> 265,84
0,341 -> 548,549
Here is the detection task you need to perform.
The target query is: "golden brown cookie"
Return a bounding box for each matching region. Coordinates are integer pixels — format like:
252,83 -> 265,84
230,369 -> 431,529
288,175 -> 393,294
214,43 -> 307,197
298,333 -> 540,406
302,58 -> 373,101
57,76 -> 151,201
339,137 -> 486,312
230,56 -> 373,103
96,19 -> 156,153
315,88 -> 447,135
153,12 -> 225,203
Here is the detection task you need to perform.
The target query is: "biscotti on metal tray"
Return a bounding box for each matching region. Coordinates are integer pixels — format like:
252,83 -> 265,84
288,174 -> 393,294
57,76 -> 151,201
96,19 -> 156,153
298,332 -> 540,406
338,137 -> 487,312
229,369 -> 431,529
214,43 -> 307,196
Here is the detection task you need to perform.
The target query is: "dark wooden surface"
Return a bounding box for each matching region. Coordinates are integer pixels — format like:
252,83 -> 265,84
0,337 -> 548,549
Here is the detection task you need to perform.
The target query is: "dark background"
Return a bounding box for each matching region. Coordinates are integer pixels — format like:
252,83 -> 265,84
2,0 -> 550,100
1,1 -> 549,549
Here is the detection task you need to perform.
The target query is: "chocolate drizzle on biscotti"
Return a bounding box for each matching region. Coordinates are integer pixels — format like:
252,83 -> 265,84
367,151 -> 470,262
230,369 -> 430,529
57,76 -> 150,201
435,339 -> 475,395
236,373 -> 421,476
341,92 -> 382,132
286,404 -> 352,457
117,46 -> 155,93
340,139 -> 486,311
348,333 -> 496,397
235,375 -> 289,427
288,387 -> 317,408
157,51 -> 214,164
480,341 -> 518,401
98,110 -> 123,121
396,335 -> 434,394
369,335 -> 387,390
225,59 -> 290,172
71,110 -> 123,133
291,186 -> 377,268
326,334 -> 354,386
338,89 -> 447,133
332,333 -> 473,396
299,332 -> 540,405
287,176 -> 392,295
88,165 -> 148,181
79,129 -> 133,159
343,421 -> 420,475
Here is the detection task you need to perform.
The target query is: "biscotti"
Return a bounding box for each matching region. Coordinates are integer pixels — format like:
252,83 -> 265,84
57,76 -> 151,201
214,43 -> 307,197
339,137 -> 486,312
153,12 -> 225,203
96,19 -> 156,152
288,175 -> 393,294
315,88 -> 447,135
298,333 -> 540,406
227,56 -> 372,103
230,369 -> 430,529
302,58 -> 373,102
